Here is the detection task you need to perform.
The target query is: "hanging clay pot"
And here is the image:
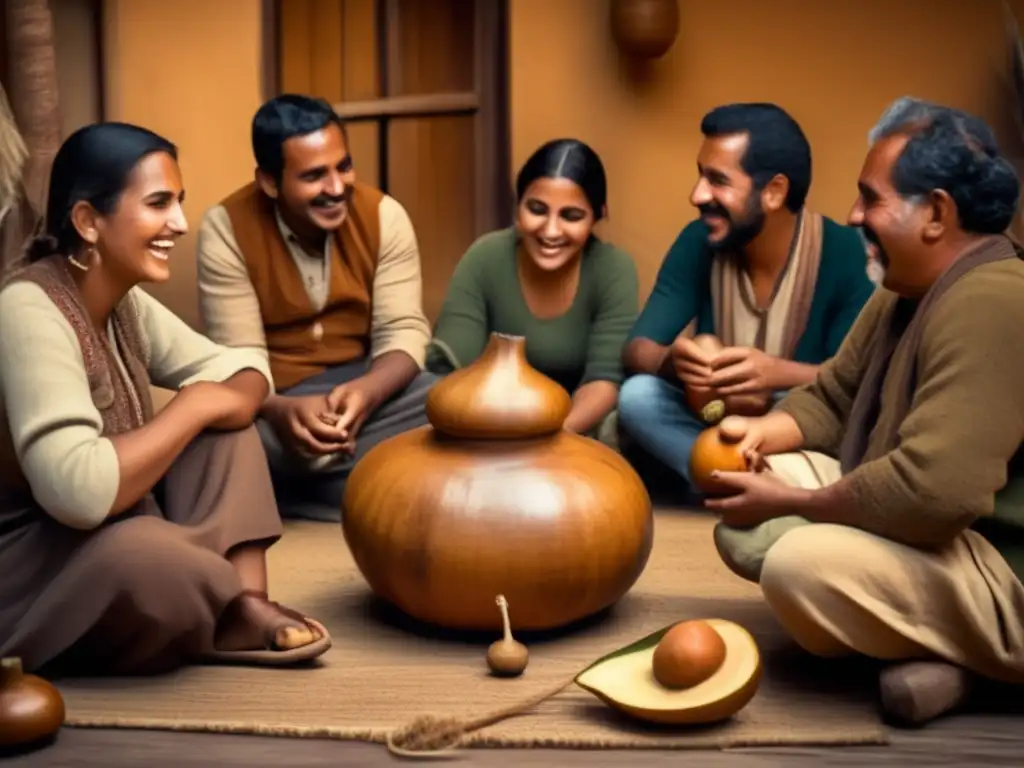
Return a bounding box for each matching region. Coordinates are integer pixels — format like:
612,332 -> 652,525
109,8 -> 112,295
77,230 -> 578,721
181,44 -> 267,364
342,333 -> 654,631
609,0 -> 680,60
0,657 -> 65,749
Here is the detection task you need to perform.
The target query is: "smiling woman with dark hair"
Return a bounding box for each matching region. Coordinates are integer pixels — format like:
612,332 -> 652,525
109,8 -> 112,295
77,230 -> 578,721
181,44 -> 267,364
425,138 -> 640,442
0,121 -> 331,677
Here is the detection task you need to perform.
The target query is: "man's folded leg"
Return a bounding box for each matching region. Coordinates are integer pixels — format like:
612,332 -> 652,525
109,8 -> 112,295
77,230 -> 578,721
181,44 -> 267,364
712,451 -> 1024,725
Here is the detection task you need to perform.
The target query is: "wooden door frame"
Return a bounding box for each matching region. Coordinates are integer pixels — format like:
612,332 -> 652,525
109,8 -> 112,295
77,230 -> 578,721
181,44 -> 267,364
260,0 -> 512,235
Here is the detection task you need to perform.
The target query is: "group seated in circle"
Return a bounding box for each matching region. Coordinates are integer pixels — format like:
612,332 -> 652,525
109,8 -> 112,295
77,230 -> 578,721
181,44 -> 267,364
0,93 -> 1021,732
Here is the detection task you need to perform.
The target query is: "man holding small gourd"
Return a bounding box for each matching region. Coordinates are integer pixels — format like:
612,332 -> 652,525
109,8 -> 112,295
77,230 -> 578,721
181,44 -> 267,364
617,102 -> 874,497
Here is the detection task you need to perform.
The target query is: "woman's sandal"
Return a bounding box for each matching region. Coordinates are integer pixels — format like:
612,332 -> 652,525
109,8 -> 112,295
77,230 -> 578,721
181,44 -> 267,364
205,589 -> 332,666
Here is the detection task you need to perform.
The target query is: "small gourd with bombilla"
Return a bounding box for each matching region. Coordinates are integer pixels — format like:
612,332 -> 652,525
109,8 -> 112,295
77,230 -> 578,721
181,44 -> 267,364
486,595 -> 529,676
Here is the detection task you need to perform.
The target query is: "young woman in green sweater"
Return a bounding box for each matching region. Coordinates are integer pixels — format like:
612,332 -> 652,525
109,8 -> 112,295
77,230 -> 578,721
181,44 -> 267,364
425,138 -> 639,443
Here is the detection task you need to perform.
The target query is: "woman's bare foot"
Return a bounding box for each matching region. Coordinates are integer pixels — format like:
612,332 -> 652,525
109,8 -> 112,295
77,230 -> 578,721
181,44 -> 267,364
214,590 -> 324,653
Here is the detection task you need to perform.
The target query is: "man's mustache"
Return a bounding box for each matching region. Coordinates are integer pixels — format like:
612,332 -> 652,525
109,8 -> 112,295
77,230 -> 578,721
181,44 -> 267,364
858,225 -> 889,267
311,191 -> 348,208
698,203 -> 730,221
860,225 -> 881,248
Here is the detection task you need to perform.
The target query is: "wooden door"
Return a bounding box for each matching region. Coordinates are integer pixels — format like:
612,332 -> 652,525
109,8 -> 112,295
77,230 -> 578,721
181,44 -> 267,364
270,0 -> 510,323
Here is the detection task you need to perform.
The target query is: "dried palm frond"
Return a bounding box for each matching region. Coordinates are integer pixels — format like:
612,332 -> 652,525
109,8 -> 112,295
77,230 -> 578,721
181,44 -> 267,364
0,79 -> 28,222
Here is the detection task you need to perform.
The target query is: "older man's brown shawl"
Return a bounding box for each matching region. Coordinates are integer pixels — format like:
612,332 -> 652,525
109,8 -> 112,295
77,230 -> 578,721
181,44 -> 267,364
838,235 -> 1023,474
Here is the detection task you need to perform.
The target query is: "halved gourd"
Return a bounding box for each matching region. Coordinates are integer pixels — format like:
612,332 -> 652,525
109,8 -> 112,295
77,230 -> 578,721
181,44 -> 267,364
574,618 -> 762,725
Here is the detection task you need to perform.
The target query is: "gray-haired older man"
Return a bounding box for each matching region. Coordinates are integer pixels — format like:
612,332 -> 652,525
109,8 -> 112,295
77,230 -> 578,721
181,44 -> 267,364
704,97 -> 1024,726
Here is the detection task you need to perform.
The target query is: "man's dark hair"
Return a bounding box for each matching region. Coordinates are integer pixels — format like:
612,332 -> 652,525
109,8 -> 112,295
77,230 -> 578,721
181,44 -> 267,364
870,96 -> 1020,235
251,94 -> 348,180
700,102 -> 812,213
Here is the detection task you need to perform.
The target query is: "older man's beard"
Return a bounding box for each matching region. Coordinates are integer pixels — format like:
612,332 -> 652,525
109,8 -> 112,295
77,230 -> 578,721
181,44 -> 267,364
866,258 -> 886,286
858,227 -> 887,287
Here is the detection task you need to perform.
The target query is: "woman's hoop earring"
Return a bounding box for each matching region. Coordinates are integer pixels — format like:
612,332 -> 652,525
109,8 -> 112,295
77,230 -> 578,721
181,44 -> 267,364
68,246 -> 94,272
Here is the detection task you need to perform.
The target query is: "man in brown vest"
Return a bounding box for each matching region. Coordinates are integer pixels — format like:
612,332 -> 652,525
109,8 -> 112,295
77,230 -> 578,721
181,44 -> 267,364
196,94 -> 435,521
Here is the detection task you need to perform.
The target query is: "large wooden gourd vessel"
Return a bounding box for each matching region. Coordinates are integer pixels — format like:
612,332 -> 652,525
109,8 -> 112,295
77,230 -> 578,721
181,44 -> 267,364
342,333 -> 654,631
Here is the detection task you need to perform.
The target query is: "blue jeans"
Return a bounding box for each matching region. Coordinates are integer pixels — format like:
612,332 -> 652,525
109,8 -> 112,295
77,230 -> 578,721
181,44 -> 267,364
618,374 -> 787,489
617,374 -> 706,485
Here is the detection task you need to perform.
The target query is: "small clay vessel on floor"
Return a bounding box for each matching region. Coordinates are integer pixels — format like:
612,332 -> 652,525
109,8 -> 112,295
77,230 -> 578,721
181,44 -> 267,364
0,657 -> 65,752
342,332 -> 654,631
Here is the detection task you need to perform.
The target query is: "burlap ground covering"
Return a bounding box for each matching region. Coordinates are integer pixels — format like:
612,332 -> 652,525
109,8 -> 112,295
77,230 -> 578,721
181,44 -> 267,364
57,511 -> 889,749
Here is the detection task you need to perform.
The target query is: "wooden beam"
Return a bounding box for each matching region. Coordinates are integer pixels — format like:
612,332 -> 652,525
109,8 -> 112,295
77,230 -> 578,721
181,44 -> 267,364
260,0 -> 279,100
473,0 -> 512,233
333,91 -> 478,121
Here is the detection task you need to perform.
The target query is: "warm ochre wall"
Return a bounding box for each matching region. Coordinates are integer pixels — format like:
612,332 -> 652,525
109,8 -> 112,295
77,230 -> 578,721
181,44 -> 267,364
509,0 -> 1024,297
51,0 -> 101,136
100,0 -> 264,330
